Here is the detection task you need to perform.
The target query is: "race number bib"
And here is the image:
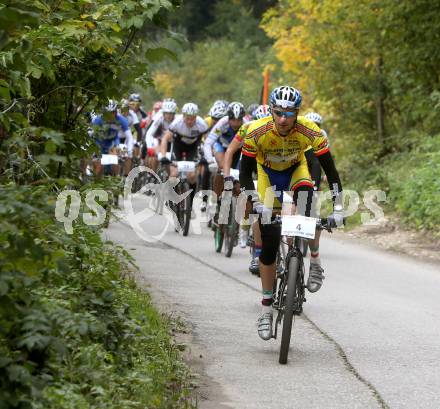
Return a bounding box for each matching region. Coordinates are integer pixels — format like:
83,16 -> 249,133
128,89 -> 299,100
281,215 -> 317,239
101,154 -> 118,165
177,161 -> 195,173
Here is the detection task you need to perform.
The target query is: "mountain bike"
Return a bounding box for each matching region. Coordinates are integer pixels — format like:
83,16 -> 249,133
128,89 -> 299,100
169,160 -> 198,236
151,155 -> 172,215
213,169 -> 240,257
270,215 -> 331,364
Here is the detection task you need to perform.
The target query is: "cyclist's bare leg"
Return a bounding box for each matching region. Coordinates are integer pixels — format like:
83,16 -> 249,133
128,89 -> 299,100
260,262 -> 276,291
150,156 -> 159,172
186,172 -> 197,185
169,164 -> 178,178
123,158 -> 132,176
213,173 -> 224,198
133,145 -> 141,159
214,151 -> 225,170
308,229 -> 322,260
253,222 -> 262,246
92,159 -> 103,177
111,163 -> 120,176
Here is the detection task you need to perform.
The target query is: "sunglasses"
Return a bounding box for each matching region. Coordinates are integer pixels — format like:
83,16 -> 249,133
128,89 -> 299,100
272,109 -> 297,118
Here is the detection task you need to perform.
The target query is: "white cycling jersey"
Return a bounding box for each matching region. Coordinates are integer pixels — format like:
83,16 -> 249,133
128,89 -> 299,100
169,114 -> 208,145
118,128 -> 135,157
145,112 -> 174,149
126,110 -> 139,127
203,116 -> 249,163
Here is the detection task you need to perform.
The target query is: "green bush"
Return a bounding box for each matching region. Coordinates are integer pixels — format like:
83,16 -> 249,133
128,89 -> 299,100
336,134 -> 440,234
385,136 -> 440,234
0,185 -> 194,408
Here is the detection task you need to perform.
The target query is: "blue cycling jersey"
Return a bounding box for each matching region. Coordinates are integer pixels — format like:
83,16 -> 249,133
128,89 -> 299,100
218,126 -> 237,148
91,114 -> 129,153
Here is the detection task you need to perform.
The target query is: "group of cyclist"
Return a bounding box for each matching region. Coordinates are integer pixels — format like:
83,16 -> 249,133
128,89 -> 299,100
88,85 -> 344,342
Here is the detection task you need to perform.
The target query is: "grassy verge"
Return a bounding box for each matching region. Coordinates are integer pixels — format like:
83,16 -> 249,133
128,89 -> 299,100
0,184 -> 195,409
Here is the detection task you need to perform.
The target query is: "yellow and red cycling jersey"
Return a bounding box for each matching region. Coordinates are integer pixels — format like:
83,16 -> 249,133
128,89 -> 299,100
233,121 -> 252,144
242,115 -> 329,171
242,116 -> 329,208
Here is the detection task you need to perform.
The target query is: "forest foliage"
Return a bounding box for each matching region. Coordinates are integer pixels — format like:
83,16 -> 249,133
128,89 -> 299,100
0,0 -> 439,406
149,0 -> 440,232
0,1 -> 195,408
261,0 -> 440,231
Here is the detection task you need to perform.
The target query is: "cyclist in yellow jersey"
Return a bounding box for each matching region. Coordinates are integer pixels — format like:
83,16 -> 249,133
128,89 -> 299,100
239,86 -> 344,341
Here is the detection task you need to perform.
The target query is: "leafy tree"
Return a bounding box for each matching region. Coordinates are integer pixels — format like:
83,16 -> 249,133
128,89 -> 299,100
262,0 -> 440,231
168,0 -> 219,41
207,0 -> 272,47
0,0 -> 179,182
0,1 -> 199,407
151,39 -> 272,111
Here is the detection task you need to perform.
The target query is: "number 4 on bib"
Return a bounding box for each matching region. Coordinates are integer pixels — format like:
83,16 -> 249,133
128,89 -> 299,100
282,215 -> 316,239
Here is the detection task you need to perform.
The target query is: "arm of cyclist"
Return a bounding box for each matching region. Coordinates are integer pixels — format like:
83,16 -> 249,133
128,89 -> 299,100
316,151 -> 342,200
305,148 -> 322,190
145,118 -> 160,149
316,150 -> 344,226
203,132 -> 217,164
223,137 -> 242,177
124,128 -> 134,157
159,130 -> 173,160
239,154 -> 257,193
309,130 -> 342,201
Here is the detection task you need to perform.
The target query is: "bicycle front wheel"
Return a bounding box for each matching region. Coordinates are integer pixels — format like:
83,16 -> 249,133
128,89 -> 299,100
181,183 -> 192,236
214,227 -> 224,252
224,198 -> 238,258
279,254 -> 300,364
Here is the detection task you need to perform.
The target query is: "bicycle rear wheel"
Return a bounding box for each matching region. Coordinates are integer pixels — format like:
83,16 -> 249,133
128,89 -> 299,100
279,254 -> 301,364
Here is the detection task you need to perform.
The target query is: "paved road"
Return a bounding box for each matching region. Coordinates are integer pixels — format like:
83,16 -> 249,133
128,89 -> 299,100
105,194 -> 440,409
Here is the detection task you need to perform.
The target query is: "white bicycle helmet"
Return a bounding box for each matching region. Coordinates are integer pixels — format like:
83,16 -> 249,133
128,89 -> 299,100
129,93 -> 142,102
247,103 -> 259,116
162,100 -> 177,113
254,104 -> 270,120
182,102 -> 199,116
269,86 -> 302,109
305,112 -> 323,126
209,101 -> 228,119
106,99 -> 118,112
227,101 -> 245,119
